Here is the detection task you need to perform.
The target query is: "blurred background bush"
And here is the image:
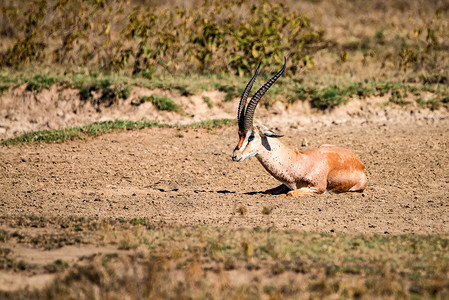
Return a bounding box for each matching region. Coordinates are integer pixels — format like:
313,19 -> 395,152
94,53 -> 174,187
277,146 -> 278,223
0,0 -> 448,80
0,0 -> 325,75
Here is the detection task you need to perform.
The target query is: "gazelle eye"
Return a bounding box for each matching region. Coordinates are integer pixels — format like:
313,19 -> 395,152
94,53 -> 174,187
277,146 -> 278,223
248,133 -> 255,142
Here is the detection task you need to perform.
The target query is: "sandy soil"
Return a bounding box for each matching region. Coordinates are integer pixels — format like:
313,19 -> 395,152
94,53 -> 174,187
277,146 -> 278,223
1,87 -> 449,292
1,113 -> 448,234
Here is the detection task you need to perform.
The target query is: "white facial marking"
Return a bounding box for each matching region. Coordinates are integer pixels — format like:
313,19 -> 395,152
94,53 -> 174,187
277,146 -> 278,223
239,151 -> 257,161
237,129 -> 259,161
238,129 -> 254,153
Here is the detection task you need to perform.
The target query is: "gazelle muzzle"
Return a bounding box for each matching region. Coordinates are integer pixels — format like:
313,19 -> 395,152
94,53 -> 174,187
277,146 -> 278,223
231,130 -> 251,162
231,149 -> 242,162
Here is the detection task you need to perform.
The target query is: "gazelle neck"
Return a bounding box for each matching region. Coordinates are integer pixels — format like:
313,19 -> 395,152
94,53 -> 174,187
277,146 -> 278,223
255,136 -> 301,185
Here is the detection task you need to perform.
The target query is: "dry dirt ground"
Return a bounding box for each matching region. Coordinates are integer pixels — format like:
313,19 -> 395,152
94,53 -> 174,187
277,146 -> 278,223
1,112 -> 448,234
1,89 -> 449,292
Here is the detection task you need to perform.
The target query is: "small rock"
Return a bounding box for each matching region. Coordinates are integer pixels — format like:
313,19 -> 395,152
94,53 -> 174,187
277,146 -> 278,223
301,138 -> 309,147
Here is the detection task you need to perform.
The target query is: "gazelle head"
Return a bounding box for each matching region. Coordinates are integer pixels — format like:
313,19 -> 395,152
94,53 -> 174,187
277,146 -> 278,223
231,57 -> 287,162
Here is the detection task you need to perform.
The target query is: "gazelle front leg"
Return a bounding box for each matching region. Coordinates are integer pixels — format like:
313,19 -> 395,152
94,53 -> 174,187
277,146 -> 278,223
263,184 -> 290,195
287,187 -> 324,197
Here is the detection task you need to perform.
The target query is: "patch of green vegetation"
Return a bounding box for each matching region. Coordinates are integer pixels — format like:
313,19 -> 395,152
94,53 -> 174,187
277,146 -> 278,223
140,95 -> 184,114
297,81 -> 378,109
0,83 -> 9,95
313,86 -> 350,109
1,66 -> 448,115
0,69 -> 132,103
25,74 -> 58,92
0,119 -> 234,145
417,96 -> 445,110
76,77 -> 131,101
184,119 -> 235,130
298,83 -> 367,109
375,28 -> 385,40
218,84 -> 242,102
0,120 -> 163,145
0,66 -> 271,109
296,81 -> 448,110
389,90 -> 408,106
172,84 -> 193,97
202,96 -> 213,108
0,73 -> 18,85
441,95 -> 449,104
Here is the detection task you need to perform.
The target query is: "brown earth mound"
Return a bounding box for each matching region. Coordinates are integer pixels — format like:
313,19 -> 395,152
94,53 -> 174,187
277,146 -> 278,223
1,84 -> 448,139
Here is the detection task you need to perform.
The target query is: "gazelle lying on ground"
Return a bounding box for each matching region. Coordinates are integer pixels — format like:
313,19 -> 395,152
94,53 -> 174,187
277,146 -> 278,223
231,57 -> 367,196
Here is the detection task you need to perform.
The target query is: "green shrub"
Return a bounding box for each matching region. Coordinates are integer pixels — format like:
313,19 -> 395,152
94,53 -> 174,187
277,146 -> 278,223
389,90 -> 408,106
298,85 -> 351,110
26,74 -> 56,92
202,96 -> 213,108
77,78 -> 130,101
0,84 -> 9,95
141,95 -> 184,114
0,119 -> 235,145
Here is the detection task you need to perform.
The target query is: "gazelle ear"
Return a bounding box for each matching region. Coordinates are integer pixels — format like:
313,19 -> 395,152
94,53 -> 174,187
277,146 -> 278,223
257,126 -> 283,138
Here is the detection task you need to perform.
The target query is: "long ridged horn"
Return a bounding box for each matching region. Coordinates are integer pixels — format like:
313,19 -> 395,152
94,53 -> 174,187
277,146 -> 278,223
238,63 -> 261,130
243,57 -> 287,130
